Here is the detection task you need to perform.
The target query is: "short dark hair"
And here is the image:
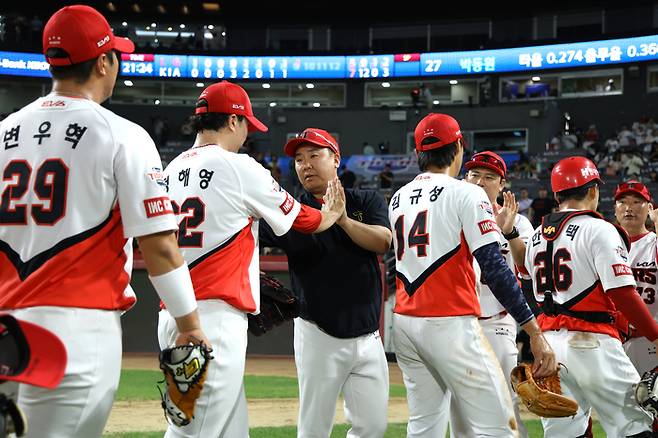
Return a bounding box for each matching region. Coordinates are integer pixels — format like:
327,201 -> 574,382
191,112 -> 246,133
555,180 -> 598,204
48,49 -> 116,83
417,139 -> 459,172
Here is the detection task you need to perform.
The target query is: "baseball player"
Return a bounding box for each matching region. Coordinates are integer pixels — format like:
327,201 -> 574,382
614,180 -> 658,375
0,5 -> 210,438
259,128 -> 392,438
389,113 -> 556,438
443,151 -> 534,438
524,157 -> 658,437
160,85 -> 345,437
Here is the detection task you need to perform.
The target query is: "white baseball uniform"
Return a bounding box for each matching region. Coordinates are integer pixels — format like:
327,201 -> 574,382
524,211 -> 652,437
0,94 -> 177,438
390,172 -> 519,438
159,144 -> 302,437
624,231 -> 658,374
448,212 -> 534,438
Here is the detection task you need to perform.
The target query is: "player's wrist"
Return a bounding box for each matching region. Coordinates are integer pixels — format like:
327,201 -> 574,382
502,226 -> 519,240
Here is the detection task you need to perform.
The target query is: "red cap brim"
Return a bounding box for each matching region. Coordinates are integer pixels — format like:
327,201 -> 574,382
113,37 -> 135,54
615,188 -> 650,202
246,115 -> 268,133
464,161 -> 505,179
0,315 -> 66,389
284,137 -> 339,157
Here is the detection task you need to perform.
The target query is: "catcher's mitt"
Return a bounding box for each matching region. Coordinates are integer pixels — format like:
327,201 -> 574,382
635,366 -> 658,417
248,272 -> 299,336
510,363 -> 578,418
158,344 -> 212,427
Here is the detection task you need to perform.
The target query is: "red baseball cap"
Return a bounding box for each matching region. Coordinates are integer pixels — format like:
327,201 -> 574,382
0,314 -> 66,389
414,113 -> 464,152
284,128 -> 340,157
194,81 -> 268,133
43,5 -> 135,66
465,151 -> 507,178
615,180 -> 652,202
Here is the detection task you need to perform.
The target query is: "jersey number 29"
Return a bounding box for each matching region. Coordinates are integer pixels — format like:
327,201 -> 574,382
0,159 -> 68,225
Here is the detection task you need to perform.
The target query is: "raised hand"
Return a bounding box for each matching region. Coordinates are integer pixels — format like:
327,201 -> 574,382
495,191 -> 519,235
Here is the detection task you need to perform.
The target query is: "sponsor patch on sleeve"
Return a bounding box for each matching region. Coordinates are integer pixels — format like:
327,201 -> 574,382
478,200 -> 494,216
612,263 -> 633,277
143,196 -> 174,218
145,167 -> 167,188
478,219 -> 498,235
279,192 -> 295,215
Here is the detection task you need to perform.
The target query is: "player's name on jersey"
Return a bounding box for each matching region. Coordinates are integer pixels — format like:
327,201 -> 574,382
2,118 -> 88,150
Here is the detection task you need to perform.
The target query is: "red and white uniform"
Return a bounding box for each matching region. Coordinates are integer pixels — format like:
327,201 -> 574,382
448,212 -> 535,438
158,143 -> 302,437
524,212 -> 651,437
0,94 -> 176,438
624,232 -> 658,374
390,173 -> 518,438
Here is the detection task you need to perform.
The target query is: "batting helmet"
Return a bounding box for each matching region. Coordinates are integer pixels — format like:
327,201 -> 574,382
550,156 -> 603,193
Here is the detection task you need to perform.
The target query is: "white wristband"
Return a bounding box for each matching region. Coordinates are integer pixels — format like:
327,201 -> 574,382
149,263 -> 198,318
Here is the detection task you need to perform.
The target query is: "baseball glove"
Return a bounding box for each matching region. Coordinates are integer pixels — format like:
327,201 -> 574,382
635,366 -> 658,417
510,363 -> 578,418
247,272 -> 299,336
158,344 -> 212,427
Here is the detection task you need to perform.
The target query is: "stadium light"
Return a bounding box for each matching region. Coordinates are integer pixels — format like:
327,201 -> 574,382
262,83 -> 271,89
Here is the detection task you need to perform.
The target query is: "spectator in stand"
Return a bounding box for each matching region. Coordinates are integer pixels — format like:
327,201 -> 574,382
529,186 -> 557,227
583,124 -> 599,146
622,152 -> 645,179
362,141 -> 376,155
562,130 -> 578,149
339,164 -> 357,189
649,170 -> 658,183
649,141 -> 658,162
548,133 -> 562,150
601,151 -> 623,177
618,125 -> 634,147
378,163 -> 394,189
604,133 -> 620,156
518,188 -> 533,219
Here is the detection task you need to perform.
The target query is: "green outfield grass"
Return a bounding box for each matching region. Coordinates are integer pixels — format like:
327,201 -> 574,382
116,369 -> 407,400
103,420 -> 606,437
